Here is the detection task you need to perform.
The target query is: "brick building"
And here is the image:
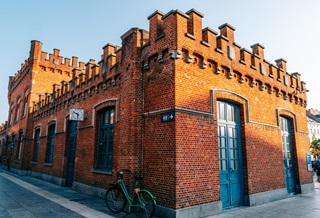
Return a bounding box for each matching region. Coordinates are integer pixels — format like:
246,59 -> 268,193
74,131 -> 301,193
1,8 -> 313,218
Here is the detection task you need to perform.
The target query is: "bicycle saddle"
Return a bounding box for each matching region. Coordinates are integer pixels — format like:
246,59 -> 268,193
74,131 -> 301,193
134,176 -> 143,181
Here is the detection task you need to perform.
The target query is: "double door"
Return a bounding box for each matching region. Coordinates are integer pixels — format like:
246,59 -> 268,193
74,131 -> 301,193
280,117 -> 296,194
218,101 -> 243,208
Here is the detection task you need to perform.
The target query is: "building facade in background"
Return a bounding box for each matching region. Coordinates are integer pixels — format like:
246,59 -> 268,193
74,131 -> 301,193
307,108 -> 320,142
0,9 -> 313,218
0,123 -> 6,165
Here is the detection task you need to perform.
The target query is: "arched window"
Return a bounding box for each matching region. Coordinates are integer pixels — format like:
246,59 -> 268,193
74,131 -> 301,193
45,124 -> 56,164
33,129 -> 40,162
16,132 -> 23,161
22,99 -> 28,117
96,107 -> 114,170
15,104 -> 20,122
9,109 -> 14,125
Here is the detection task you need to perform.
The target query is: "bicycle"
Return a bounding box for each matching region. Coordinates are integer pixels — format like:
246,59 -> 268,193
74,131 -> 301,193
105,169 -> 156,218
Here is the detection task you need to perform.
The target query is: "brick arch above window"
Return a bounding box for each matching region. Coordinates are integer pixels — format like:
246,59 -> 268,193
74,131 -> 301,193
10,101 -> 15,109
23,85 -> 31,97
18,128 -> 24,135
92,98 -> 119,127
46,120 -> 57,135
211,89 -> 248,122
16,95 -> 22,104
276,108 -> 306,134
47,120 -> 57,126
33,125 -> 42,138
212,89 -> 283,129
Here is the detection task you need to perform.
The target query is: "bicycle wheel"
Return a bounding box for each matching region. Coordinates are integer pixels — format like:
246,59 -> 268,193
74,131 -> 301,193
105,186 -> 127,214
134,190 -> 156,218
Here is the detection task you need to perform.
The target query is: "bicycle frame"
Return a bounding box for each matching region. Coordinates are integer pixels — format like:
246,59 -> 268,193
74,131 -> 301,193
117,178 -> 156,207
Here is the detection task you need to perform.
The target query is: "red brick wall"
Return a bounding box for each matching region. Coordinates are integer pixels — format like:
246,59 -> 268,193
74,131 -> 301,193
175,113 -> 219,209
143,115 -> 176,208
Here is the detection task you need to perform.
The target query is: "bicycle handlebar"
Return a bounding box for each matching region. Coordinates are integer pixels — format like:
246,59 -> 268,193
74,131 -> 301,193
117,169 -> 132,174
116,169 -> 143,182
116,169 -> 132,178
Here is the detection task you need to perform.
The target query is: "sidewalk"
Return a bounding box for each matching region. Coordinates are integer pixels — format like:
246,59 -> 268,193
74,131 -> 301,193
1,167 -> 319,218
0,168 -> 131,218
207,177 -> 320,218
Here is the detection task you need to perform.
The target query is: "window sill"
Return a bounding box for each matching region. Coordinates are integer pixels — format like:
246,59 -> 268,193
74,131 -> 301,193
91,168 -> 112,175
239,60 -> 246,65
250,65 -> 257,70
185,33 -> 195,40
155,33 -> 165,41
215,48 -> 223,54
31,161 -> 38,165
44,163 -> 52,167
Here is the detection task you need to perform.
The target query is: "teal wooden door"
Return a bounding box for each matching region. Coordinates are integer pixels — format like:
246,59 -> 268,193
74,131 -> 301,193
280,117 -> 296,194
218,101 -> 243,208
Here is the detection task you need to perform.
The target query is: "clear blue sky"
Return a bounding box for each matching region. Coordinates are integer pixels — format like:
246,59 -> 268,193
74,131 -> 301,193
1,0 -> 319,124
